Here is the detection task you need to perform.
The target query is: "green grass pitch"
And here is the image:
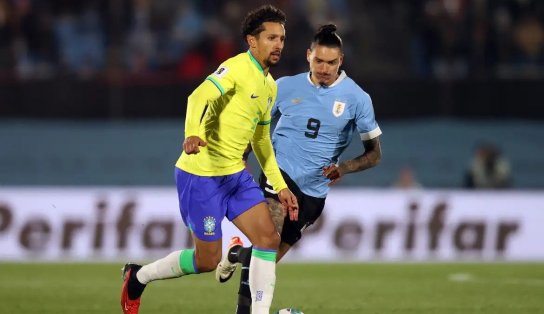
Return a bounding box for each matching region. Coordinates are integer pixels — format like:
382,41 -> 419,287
1,262 -> 543,313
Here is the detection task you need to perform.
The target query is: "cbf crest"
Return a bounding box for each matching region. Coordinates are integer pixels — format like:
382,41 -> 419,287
332,101 -> 346,117
203,216 -> 216,236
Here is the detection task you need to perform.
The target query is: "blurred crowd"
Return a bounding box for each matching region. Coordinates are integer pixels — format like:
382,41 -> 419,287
0,0 -> 543,80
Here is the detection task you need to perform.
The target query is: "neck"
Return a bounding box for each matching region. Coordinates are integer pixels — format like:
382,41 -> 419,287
262,64 -> 269,76
248,49 -> 269,75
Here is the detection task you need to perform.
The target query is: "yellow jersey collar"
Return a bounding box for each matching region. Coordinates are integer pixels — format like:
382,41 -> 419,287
247,50 -> 264,75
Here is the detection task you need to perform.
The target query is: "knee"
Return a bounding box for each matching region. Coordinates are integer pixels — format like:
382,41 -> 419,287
254,229 -> 280,250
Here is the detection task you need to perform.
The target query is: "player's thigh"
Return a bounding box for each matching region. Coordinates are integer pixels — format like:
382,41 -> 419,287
266,197 -> 286,234
175,168 -> 228,241
227,169 -> 279,249
232,201 -> 279,250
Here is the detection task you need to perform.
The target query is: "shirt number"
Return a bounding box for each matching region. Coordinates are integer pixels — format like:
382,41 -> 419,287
305,118 -> 321,139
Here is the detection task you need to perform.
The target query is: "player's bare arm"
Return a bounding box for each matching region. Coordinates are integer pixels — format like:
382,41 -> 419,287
323,136 -> 382,185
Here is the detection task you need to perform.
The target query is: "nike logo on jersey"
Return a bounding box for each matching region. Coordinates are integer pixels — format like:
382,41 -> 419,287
291,98 -> 302,104
251,94 -> 259,99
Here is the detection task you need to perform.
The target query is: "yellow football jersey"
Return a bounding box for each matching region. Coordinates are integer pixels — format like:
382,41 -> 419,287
176,51 -> 285,190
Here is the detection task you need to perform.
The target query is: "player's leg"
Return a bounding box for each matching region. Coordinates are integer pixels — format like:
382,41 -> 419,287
121,238 -> 221,314
120,168 -> 225,314
233,171 -> 325,314
232,201 -> 280,314
226,170 -> 281,314
217,195 -> 286,281
232,197 -> 287,314
216,172 -> 287,282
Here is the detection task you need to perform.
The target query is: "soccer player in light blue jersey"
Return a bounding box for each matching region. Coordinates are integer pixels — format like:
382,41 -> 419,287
215,24 -> 382,314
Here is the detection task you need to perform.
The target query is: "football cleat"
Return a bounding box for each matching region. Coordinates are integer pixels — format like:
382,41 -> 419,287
215,236 -> 244,283
121,263 -> 142,314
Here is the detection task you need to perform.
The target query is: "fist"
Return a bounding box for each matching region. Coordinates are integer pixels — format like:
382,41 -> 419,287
183,136 -> 207,154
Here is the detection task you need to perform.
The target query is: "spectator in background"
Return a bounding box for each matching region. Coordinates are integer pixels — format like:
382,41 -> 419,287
465,143 -> 512,189
508,15 -> 544,77
393,166 -> 422,189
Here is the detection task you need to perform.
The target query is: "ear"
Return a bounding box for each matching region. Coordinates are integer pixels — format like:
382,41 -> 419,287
306,49 -> 312,63
338,53 -> 344,67
247,35 -> 257,48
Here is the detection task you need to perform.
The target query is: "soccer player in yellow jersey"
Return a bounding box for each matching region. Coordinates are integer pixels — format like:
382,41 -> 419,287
120,5 -> 298,314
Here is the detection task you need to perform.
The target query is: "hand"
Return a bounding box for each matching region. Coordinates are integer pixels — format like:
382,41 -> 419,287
183,136 -> 207,154
278,188 -> 299,221
322,164 -> 344,186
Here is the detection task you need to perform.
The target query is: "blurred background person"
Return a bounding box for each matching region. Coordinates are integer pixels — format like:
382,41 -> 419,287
393,166 -> 423,189
464,142 -> 512,189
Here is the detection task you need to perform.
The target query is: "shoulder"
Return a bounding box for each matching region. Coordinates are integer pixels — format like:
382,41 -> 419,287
225,52 -> 250,66
215,53 -> 251,74
277,72 -> 308,88
342,75 -> 372,104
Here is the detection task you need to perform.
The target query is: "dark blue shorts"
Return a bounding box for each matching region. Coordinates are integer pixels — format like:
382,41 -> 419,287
175,167 -> 266,241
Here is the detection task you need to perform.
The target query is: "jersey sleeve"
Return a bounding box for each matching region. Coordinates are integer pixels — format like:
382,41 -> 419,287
184,80 -> 222,137
251,79 -> 287,192
185,59 -> 239,137
251,122 -> 288,192
355,92 -> 382,140
205,60 -> 237,96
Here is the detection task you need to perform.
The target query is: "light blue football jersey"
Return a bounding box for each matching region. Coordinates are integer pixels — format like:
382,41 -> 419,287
272,71 -> 382,198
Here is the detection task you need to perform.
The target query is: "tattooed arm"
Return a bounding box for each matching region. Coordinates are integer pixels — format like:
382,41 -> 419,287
322,136 -> 382,185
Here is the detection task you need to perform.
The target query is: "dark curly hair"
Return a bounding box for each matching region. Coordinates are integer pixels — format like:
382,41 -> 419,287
311,23 -> 343,50
241,5 -> 286,40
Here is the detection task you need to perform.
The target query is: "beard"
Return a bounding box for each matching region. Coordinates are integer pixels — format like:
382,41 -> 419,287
265,52 -> 282,67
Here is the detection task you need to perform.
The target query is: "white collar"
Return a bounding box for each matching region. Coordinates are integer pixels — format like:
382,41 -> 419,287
307,70 -> 347,88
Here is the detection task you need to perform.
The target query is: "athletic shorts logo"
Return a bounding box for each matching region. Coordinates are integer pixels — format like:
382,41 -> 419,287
332,100 -> 346,117
255,290 -> 263,301
213,66 -> 228,78
203,216 -> 216,235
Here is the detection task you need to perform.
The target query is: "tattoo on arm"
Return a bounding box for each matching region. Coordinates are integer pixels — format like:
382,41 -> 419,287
267,198 -> 285,234
340,137 -> 382,174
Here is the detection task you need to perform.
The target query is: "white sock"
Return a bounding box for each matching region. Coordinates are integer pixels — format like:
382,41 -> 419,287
136,250 -> 184,284
249,248 -> 277,314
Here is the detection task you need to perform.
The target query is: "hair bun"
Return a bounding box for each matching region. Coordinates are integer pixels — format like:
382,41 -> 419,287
318,24 -> 337,34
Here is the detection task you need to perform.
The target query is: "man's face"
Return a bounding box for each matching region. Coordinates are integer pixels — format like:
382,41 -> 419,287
249,22 -> 285,67
307,45 -> 343,86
